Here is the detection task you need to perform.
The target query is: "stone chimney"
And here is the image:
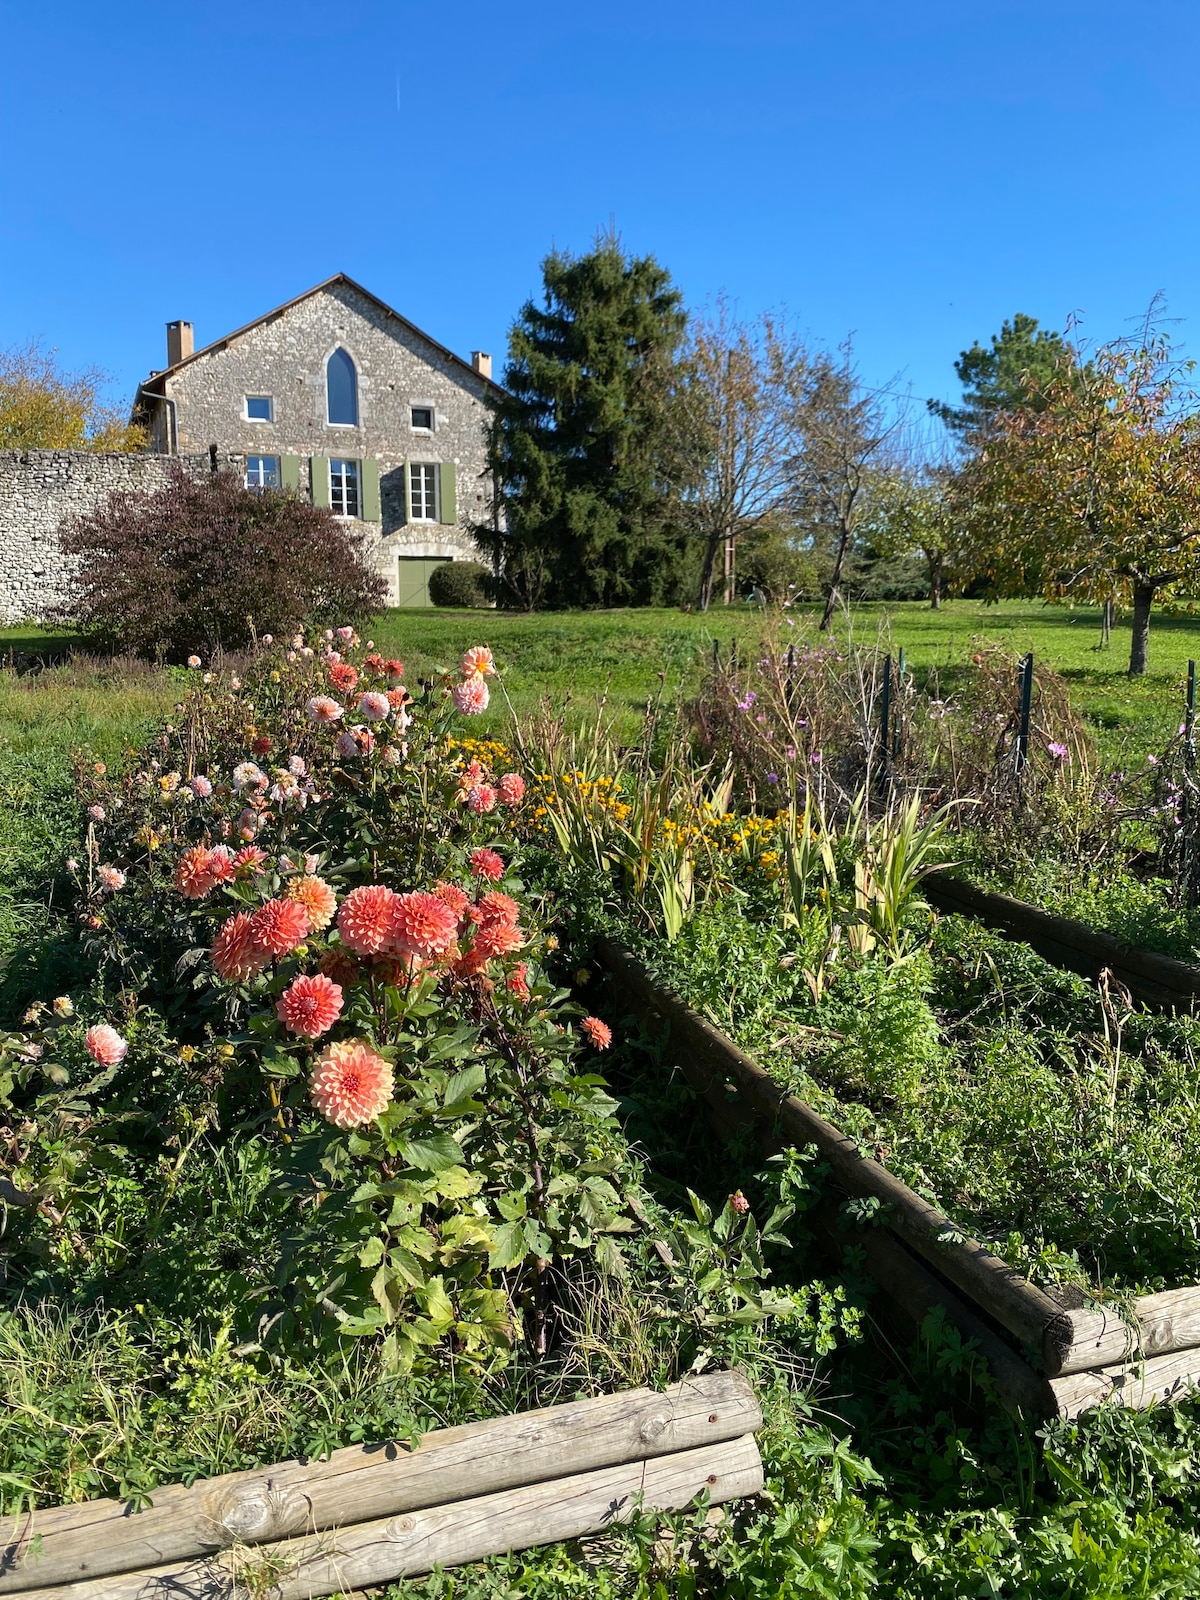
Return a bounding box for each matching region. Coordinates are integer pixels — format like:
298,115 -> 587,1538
167,320 -> 194,366
470,351 -> 492,380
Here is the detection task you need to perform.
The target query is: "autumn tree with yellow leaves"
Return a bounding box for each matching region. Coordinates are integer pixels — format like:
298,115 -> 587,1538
0,341 -> 144,452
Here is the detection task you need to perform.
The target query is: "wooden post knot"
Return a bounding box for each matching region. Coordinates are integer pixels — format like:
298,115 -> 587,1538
208,1482 -> 313,1543
638,1414 -> 669,1443
385,1513 -> 419,1541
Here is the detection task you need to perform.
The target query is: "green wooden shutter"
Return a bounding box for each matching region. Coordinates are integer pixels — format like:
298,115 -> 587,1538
310,456 -> 330,508
438,460 -> 457,525
280,454 -> 300,493
401,460 -> 411,524
361,458 -> 380,523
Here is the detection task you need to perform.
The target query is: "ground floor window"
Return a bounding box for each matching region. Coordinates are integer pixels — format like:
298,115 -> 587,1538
330,458 -> 360,518
408,462 -> 438,522
245,455 -> 280,490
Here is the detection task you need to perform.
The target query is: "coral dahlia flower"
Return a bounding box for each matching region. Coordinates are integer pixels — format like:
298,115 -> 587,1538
277,973 -> 344,1039
311,1038 -> 394,1129
498,773 -> 525,807
461,646 -> 496,678
469,848 -> 505,882
453,676 -> 489,716
384,659 -> 405,680
358,690 -> 391,723
507,962 -> 531,1002
329,662 -> 359,693
98,864 -> 126,892
175,845 -> 219,899
337,885 -> 397,955
233,845 -> 269,875
306,696 -> 345,724
467,783 -> 497,815
84,1023 -> 128,1065
319,947 -> 361,988
433,880 -> 472,920
472,920 -> 524,963
211,912 -> 270,982
581,1016 -> 613,1051
286,874 -> 338,931
388,891 -> 459,961
477,891 -> 520,927
206,846 -> 237,885
250,897 -> 311,958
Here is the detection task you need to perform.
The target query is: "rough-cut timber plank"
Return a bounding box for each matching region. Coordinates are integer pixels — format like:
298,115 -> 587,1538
14,1435 -> 764,1600
1050,1348 -> 1200,1420
0,1372 -> 759,1593
596,938 -> 1114,1379
923,873 -> 1200,1009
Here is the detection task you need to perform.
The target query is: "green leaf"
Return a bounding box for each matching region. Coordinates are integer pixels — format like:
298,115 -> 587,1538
443,1062 -> 487,1110
488,1220 -> 526,1270
399,1133 -> 464,1173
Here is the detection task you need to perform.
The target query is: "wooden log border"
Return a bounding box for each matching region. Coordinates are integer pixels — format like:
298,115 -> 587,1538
594,938 -> 1200,1419
0,1371 -> 760,1594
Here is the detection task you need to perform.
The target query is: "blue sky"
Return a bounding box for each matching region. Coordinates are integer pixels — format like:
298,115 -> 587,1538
2,0 -> 1196,418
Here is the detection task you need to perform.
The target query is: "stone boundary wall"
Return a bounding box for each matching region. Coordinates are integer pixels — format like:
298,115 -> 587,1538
0,450 -> 219,625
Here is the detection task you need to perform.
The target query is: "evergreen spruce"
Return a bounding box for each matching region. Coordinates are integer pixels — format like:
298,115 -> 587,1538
478,236 -> 688,608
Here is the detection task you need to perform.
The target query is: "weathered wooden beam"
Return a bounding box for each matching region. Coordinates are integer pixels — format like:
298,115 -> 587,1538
595,938 -> 1116,1379
12,1435 -> 764,1600
0,1372 -> 759,1593
1050,1346 -> 1200,1420
923,873 -> 1200,1010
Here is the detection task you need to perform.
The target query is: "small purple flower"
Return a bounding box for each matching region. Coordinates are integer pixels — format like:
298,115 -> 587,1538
1047,742 -> 1069,761
766,772 -> 779,785
736,691 -> 757,712
786,746 -> 796,761
811,751 -> 822,766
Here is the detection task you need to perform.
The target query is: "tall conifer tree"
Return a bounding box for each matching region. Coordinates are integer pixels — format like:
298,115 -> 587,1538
478,236 -> 688,608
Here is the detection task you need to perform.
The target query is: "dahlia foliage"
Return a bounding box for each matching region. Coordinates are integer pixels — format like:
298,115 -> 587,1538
49,627 -> 626,1372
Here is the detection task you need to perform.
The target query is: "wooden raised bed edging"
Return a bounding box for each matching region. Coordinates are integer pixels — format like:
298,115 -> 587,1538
922,871 -> 1200,1012
595,938 -> 1200,1419
0,1371 -> 762,1598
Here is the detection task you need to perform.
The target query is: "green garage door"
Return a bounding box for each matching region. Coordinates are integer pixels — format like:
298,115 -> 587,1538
397,556 -> 447,608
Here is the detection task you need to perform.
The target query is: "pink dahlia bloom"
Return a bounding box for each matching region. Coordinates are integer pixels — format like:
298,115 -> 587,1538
388,891 -> 459,961
306,696 -> 345,724
581,1016 -> 613,1051
207,846 -> 237,885
310,1038 -> 394,1128
336,625 -> 356,643
453,676 -> 490,716
211,912 -> 269,982
358,691 -> 392,723
498,773 -> 525,807
190,775 -> 213,799
251,898 -> 311,957
336,726 -> 375,758
469,848 -> 505,882
286,874 -> 338,931
233,845 -> 269,875
84,1023 -> 128,1065
467,783 -> 497,815
98,864 -> 126,892
88,804 -> 106,822
460,646 -> 496,678
337,885 -> 397,955
277,973 -> 344,1039
507,962 -> 531,1002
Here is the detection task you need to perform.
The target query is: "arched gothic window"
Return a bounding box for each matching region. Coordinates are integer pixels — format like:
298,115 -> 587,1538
326,347 -> 358,425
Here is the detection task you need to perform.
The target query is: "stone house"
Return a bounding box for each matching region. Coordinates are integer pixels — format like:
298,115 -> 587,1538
132,274 -> 499,608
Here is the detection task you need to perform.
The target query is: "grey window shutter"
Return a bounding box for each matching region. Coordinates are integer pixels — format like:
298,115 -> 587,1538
280,454 -> 301,493
310,456 -> 330,508
361,459 -> 380,523
402,460 -> 411,524
438,460 -> 457,525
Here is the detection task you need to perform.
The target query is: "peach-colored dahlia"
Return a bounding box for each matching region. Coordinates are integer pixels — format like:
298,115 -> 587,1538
581,1016 -> 613,1051
385,658 -> 405,679
98,864 -> 126,891
211,912 -> 270,982
207,846 -> 237,885
388,891 -> 459,961
477,891 -> 520,927
310,1038 -> 394,1128
472,920 -> 524,963
498,773 -> 525,806
329,662 -> 359,693
286,874 -> 338,931
337,885 -> 397,955
84,1023 -> 128,1065
507,962 -> 531,1002
467,783 -> 497,815
469,848 -> 505,882
233,845 -> 269,875
319,947 -> 361,988
453,676 -> 489,715
461,646 -> 496,678
277,973 -> 344,1039
306,696 -> 345,724
175,845 -> 218,899
433,880 -> 472,920
358,690 -> 391,722
251,898 -> 311,957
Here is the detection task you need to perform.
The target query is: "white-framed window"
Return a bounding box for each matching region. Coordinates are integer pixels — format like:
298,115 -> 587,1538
330,458 -> 360,518
408,462 -> 438,522
245,455 -> 280,490
245,396 -> 274,422
410,405 -> 434,431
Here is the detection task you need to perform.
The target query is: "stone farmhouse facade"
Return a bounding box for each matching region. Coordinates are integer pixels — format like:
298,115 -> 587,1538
133,275 -> 499,608
0,276 -> 499,622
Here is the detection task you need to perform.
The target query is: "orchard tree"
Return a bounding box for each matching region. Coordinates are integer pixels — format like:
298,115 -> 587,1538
863,464 -> 956,609
961,324 -> 1200,675
0,341 -> 145,451
479,235 -> 688,608
671,300 -> 807,610
929,313 -> 1069,445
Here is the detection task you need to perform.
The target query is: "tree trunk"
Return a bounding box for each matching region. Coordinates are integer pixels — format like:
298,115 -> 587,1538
696,532 -> 721,612
1128,581 -> 1155,676
819,527 -> 851,630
